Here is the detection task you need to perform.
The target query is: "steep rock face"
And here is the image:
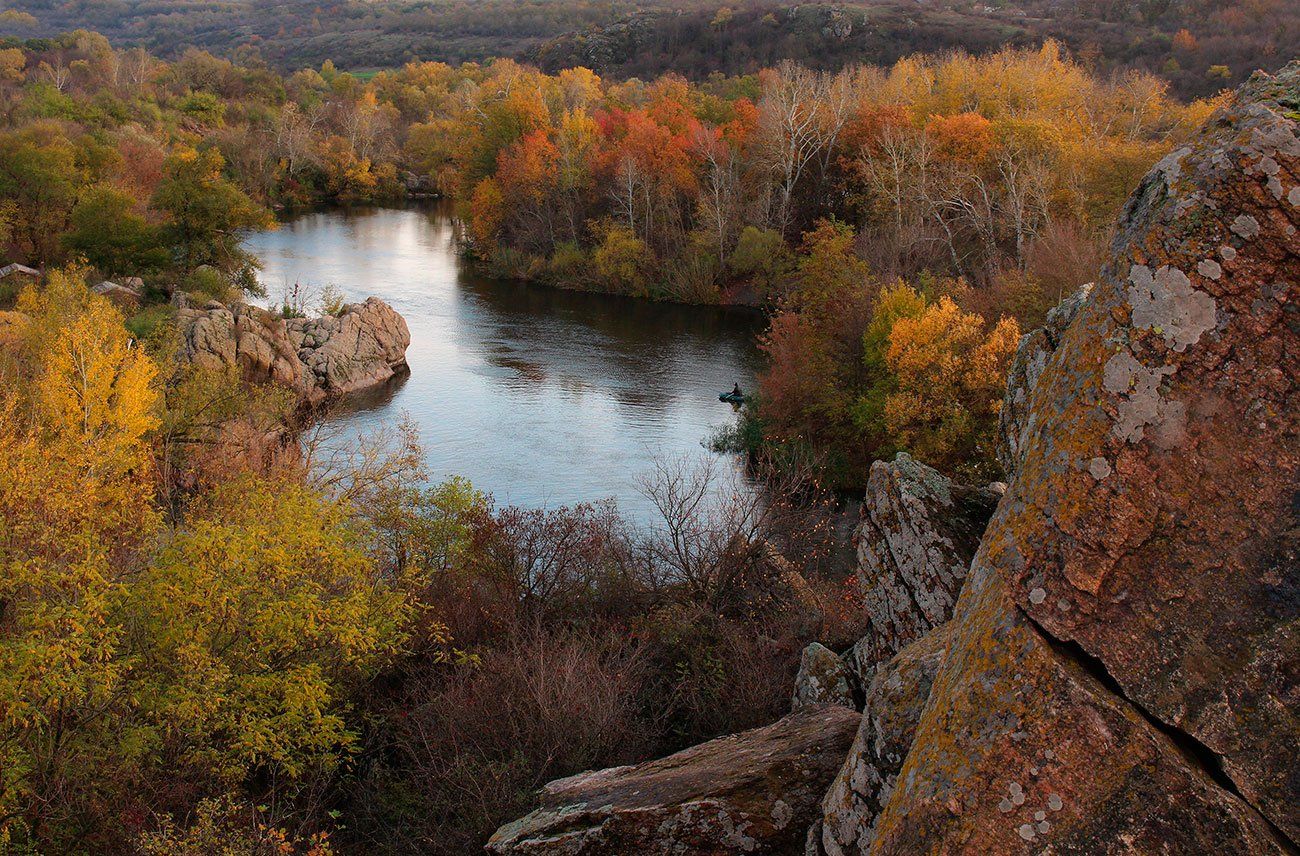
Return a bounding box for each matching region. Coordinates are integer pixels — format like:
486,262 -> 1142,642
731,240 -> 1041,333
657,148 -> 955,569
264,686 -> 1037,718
866,64 -> 1300,853
486,704 -> 860,855
996,283 -> 1092,478
791,642 -> 855,710
849,453 -> 1000,689
813,623 -> 952,856
177,297 -> 409,403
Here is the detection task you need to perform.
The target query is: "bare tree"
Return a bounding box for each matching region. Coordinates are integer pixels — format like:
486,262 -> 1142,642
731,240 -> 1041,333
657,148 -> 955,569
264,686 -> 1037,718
757,62 -> 856,237
302,411 -> 425,506
274,101 -> 323,176
610,155 -> 642,236
692,125 -> 742,260
121,47 -> 154,88
637,453 -> 826,611
490,501 -> 634,621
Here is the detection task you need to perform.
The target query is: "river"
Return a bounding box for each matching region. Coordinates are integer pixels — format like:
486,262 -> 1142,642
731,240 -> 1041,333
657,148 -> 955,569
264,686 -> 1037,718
243,204 -> 764,525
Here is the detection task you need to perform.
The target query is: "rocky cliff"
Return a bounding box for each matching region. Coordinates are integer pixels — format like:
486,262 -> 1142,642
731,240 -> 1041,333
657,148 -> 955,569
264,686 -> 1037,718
860,59 -> 1299,856
177,296 -> 410,404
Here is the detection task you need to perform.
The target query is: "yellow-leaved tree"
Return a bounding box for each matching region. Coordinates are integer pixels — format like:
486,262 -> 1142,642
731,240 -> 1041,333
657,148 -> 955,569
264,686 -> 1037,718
118,475 -> 416,783
0,270 -> 428,851
883,296 -> 1020,478
0,269 -> 160,844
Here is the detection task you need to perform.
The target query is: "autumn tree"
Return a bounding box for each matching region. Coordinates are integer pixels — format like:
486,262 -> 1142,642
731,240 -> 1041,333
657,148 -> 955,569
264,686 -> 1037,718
118,475 -> 418,784
883,296 -> 1020,477
0,270 -> 159,846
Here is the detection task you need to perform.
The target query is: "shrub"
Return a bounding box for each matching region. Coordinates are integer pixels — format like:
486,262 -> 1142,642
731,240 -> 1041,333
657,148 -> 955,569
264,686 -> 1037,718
353,629 -> 652,854
124,302 -> 175,341
188,264 -> 237,303
319,283 -> 347,315
545,241 -> 590,286
592,224 -> 653,295
138,796 -> 336,856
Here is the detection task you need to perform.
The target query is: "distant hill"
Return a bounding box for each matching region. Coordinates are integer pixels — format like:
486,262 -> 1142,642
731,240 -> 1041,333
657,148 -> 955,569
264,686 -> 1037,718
526,0 -> 1299,99
527,4 -> 1035,78
2,0 -> 1294,97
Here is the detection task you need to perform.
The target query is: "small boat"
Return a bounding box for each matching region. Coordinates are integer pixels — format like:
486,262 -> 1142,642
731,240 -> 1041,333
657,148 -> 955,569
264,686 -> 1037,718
719,391 -> 745,404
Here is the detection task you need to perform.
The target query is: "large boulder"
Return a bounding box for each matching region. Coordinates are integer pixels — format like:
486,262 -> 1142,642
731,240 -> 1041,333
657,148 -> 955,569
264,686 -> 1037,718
848,453 -> 1000,689
996,282 -> 1092,478
791,642 -> 855,710
91,279 -> 142,311
177,297 -> 409,403
487,704 -> 861,855
812,623 -> 952,856
287,296 -> 410,397
864,63 -> 1300,853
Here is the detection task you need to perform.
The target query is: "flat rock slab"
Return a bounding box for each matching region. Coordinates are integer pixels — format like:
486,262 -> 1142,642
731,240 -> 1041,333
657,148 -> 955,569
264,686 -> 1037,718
487,704 -> 860,855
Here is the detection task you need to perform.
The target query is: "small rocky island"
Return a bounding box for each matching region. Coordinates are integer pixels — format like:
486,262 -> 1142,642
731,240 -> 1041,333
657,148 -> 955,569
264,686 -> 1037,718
487,61 -> 1300,856
176,295 -> 411,404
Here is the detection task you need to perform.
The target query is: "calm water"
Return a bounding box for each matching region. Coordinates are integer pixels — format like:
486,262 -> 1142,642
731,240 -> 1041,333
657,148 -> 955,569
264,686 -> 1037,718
243,205 -> 764,524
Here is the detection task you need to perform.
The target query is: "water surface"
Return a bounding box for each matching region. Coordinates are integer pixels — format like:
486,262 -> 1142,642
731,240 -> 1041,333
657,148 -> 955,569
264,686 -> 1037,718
243,205 -> 763,524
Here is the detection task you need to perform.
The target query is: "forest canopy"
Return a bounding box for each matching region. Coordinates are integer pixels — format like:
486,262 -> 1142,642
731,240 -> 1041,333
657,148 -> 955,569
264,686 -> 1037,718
1,0 -> 1295,98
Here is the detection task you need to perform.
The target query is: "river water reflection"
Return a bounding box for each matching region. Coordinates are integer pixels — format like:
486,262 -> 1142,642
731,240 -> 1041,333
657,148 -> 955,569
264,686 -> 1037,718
243,204 -> 764,524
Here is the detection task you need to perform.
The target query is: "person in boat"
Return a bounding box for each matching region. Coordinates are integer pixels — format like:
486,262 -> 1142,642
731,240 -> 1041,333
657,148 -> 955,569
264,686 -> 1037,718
731,383 -> 742,397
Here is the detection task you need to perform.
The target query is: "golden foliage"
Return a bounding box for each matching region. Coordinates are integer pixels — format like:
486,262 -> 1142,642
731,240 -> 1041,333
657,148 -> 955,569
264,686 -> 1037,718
884,296 -> 1020,476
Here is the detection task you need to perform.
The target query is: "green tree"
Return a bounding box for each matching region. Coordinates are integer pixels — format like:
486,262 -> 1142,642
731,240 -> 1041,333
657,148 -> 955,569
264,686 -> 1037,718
152,145 -> 272,276
0,125 -> 81,263
63,185 -> 168,276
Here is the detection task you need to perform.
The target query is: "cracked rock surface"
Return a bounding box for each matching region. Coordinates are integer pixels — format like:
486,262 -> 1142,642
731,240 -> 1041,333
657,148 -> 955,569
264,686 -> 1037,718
811,623 -> 952,856
486,704 -> 860,855
866,62 -> 1300,853
997,282 -> 1092,478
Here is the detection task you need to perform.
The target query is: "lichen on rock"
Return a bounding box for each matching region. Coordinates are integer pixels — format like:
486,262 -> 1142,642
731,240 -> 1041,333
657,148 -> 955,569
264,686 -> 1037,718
486,704 -> 860,855
847,453 -> 999,690
792,642 -> 855,711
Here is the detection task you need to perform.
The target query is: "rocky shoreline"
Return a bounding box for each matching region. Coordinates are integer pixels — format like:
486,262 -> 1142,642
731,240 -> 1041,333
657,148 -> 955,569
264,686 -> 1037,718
176,295 -> 411,405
